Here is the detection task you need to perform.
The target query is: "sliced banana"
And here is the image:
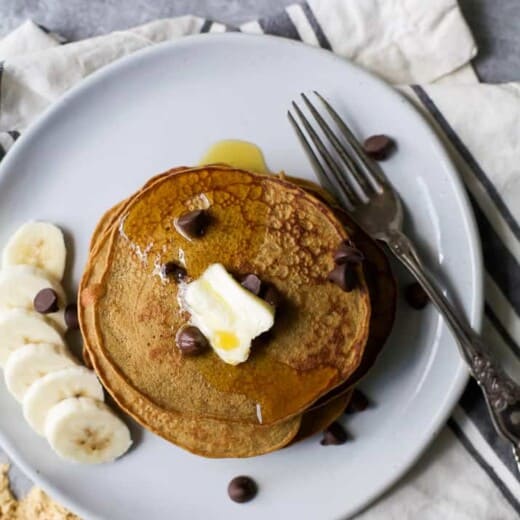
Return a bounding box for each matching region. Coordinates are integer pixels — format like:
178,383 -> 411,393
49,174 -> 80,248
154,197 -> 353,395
2,222 -> 66,281
4,343 -> 77,402
23,366 -> 104,435
0,265 -> 66,332
45,397 -> 132,464
0,309 -> 65,367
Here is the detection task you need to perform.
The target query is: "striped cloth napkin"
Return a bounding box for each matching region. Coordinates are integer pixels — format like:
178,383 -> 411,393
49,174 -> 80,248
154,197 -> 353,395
0,1 -> 519,518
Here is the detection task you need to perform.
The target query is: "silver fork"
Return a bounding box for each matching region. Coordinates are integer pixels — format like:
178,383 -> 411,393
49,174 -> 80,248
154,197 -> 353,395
289,91 -> 520,469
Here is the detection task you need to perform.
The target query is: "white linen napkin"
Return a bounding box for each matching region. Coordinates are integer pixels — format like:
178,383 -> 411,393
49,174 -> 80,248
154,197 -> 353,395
1,1 -> 519,518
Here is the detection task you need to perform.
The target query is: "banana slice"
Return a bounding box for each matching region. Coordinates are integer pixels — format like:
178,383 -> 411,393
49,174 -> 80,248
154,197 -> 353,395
0,309 -> 65,367
4,343 -> 77,402
23,366 -> 104,435
45,397 -> 132,464
2,222 -> 66,281
0,265 -> 67,332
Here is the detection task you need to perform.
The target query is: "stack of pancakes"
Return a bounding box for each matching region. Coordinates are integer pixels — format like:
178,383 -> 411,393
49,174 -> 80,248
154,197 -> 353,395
79,166 -> 396,457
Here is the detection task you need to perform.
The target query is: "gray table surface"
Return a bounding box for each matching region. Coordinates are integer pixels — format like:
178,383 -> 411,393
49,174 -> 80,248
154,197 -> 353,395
0,0 -> 519,83
0,0 -> 518,508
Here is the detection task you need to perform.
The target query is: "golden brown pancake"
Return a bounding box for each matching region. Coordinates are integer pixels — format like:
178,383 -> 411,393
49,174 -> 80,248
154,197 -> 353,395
81,166 -> 371,426
85,171 -> 396,408
79,167 -> 396,457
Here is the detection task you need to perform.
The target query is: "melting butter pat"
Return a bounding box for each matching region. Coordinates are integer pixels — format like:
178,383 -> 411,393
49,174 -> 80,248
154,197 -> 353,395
183,263 -> 275,365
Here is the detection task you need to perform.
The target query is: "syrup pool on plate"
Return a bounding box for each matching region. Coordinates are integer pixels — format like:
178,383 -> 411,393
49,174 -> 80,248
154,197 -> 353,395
199,140 -> 269,174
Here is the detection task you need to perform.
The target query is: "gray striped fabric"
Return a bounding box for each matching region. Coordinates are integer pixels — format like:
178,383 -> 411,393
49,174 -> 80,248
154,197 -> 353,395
408,84 -> 520,512
0,2 -> 519,518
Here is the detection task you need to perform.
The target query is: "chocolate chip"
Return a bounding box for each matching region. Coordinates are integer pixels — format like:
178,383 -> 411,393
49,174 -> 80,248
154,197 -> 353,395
262,284 -> 280,308
175,209 -> 209,239
175,325 -> 209,355
64,303 -> 79,330
334,240 -> 364,265
328,264 -> 357,292
345,389 -> 370,414
227,476 -> 258,503
161,261 -> 187,282
33,288 -> 59,314
240,274 -> 262,296
320,422 -> 349,446
363,134 -> 395,160
404,282 -> 429,309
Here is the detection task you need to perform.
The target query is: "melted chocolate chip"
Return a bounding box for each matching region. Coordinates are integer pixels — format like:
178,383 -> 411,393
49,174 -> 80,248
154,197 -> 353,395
64,303 -> 79,330
328,264 -> 357,292
404,282 -> 429,309
320,422 -> 349,446
175,326 -> 209,355
227,476 -> 258,503
33,288 -> 59,314
161,261 -> 187,282
262,284 -> 281,308
240,274 -> 263,296
175,210 -> 210,239
334,240 -> 364,265
363,134 -> 395,160
345,389 -> 370,414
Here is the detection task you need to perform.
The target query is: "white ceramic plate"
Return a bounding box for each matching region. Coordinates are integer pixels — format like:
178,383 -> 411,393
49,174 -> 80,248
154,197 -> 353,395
0,34 -> 482,519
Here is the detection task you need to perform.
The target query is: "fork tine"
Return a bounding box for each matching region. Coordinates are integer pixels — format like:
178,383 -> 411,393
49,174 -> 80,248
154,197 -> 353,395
300,93 -> 374,197
290,101 -> 360,205
287,111 -> 336,196
313,91 -> 386,186
288,111 -> 355,208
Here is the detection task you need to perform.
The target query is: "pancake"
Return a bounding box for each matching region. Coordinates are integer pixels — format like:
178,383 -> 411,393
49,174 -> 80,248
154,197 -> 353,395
81,166 -> 372,426
84,173 -> 396,412
79,169 -> 395,456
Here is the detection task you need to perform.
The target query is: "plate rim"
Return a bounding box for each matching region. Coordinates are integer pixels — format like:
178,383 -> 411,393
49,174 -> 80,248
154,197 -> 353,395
0,32 -> 483,519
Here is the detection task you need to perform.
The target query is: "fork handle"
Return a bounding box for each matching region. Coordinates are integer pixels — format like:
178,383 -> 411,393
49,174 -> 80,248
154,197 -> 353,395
384,228 -> 520,449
